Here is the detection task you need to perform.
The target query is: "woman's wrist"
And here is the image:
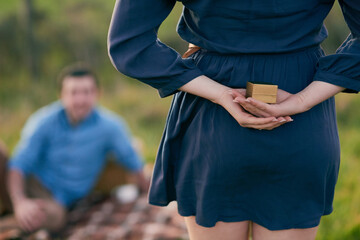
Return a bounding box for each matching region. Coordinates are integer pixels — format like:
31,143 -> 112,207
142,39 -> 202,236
293,81 -> 345,112
290,92 -> 312,113
179,75 -> 231,104
213,87 -> 233,105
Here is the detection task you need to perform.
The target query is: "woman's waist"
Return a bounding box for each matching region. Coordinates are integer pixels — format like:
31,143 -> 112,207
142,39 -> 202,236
190,44 -> 324,92
187,43 -> 323,58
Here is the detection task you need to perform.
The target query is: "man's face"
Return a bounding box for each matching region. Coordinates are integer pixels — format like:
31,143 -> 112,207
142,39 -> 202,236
60,75 -> 98,123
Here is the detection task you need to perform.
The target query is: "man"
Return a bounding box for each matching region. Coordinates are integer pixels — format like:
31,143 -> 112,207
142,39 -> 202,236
6,65 -> 148,233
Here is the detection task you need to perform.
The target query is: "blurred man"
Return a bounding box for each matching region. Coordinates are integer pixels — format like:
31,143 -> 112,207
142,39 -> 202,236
6,64 -> 148,233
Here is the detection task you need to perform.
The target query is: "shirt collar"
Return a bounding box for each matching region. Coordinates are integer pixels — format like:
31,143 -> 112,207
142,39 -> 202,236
58,104 -> 99,129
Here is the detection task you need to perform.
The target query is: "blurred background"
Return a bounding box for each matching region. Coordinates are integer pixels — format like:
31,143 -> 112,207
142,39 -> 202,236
0,1 -> 359,239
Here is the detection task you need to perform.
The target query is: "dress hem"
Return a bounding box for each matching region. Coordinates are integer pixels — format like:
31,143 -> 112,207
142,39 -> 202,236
148,199 -> 333,231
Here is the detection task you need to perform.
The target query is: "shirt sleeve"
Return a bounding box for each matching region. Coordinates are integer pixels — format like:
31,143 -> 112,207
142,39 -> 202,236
107,0 -> 204,98
8,116 -> 47,176
108,118 -> 144,172
314,0 -> 360,93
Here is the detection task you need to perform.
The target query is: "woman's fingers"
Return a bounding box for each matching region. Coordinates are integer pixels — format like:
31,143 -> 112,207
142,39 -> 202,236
230,88 -> 295,120
235,97 -> 294,121
284,116 -> 293,122
237,107 -> 280,128
229,89 -> 246,98
233,102 -> 292,130
224,89 -> 292,130
246,121 -> 284,130
244,115 -> 293,130
229,101 -> 281,128
232,105 -> 276,126
241,115 -> 286,130
234,97 -> 273,117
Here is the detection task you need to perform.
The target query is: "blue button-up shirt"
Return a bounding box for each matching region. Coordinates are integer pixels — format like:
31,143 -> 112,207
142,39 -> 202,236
9,101 -> 144,207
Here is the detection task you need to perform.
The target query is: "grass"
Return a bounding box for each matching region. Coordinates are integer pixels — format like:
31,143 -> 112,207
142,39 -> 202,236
316,94 -> 360,240
1,1 -> 360,239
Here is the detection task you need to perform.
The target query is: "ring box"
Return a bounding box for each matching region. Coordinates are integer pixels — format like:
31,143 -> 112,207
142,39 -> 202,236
246,82 -> 278,103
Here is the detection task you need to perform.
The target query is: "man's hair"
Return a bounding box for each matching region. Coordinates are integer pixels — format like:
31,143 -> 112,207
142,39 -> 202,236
57,63 -> 100,90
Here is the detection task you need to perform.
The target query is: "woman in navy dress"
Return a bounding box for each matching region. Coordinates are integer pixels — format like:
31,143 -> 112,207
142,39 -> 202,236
108,0 -> 360,239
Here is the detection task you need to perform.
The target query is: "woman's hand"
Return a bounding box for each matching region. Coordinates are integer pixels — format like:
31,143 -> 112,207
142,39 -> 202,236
215,89 -> 289,130
231,89 -> 297,118
179,75 -> 291,130
231,81 -> 345,118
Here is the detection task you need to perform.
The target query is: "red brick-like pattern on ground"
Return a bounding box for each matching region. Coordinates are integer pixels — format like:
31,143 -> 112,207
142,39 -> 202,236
0,194 -> 189,240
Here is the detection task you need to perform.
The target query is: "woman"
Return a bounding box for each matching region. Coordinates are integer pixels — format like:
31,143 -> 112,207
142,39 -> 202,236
108,0 -> 360,239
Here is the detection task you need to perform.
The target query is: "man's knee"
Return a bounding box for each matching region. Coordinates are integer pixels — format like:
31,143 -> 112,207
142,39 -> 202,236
41,199 -> 67,232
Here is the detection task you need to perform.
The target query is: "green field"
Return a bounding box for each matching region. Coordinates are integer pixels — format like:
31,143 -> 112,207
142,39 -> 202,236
0,1 -> 359,239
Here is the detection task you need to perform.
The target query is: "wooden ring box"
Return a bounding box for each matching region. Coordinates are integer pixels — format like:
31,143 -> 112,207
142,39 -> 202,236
245,82 -> 278,103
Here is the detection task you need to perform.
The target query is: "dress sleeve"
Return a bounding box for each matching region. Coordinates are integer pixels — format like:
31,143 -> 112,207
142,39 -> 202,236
108,0 -> 203,98
314,0 -> 360,93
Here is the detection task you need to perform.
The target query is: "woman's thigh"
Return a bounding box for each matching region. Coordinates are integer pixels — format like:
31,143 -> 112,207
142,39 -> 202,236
184,216 -> 250,240
252,222 -> 318,240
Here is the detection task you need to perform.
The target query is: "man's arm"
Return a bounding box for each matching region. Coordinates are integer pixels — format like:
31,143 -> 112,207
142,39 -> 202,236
7,114 -> 49,232
7,170 -> 26,208
107,116 -> 149,192
7,169 -> 46,232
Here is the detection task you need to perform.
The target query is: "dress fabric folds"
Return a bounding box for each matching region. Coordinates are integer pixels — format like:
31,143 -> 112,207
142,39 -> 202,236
148,47 -> 340,229
108,0 -> 360,230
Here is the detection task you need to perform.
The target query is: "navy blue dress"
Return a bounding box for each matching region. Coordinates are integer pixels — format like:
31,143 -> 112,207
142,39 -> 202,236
108,0 -> 360,230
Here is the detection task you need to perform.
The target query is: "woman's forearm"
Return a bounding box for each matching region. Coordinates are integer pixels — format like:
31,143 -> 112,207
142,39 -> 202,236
179,75 -> 231,104
179,75 -> 289,130
233,80 -> 345,118
270,81 -> 345,117
295,81 -> 345,112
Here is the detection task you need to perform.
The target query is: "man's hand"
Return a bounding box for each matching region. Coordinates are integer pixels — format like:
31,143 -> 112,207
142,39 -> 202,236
135,171 -> 150,193
13,198 -> 47,232
8,170 -> 46,232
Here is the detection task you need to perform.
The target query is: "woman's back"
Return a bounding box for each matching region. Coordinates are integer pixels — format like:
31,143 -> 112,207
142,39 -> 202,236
178,0 -> 332,53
